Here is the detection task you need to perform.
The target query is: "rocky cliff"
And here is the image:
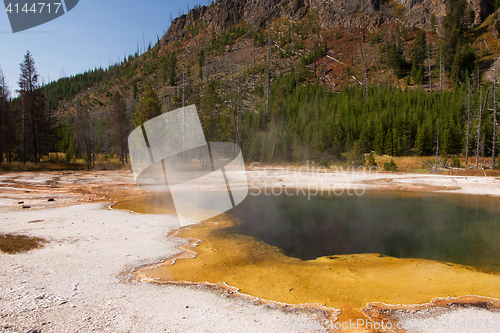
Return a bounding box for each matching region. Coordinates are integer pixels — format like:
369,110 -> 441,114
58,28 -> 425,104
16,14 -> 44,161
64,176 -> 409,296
161,0 -> 493,45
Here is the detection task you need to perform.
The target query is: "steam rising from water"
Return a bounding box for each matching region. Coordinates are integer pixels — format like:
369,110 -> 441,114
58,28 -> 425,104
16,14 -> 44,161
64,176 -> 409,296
225,191 -> 500,271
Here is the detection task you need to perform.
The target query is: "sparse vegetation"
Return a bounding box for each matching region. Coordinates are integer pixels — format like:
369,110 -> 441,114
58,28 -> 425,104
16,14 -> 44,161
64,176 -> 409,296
0,233 -> 47,254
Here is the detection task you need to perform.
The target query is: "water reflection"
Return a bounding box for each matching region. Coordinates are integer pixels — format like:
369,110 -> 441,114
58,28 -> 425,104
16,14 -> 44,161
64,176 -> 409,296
225,191 -> 500,271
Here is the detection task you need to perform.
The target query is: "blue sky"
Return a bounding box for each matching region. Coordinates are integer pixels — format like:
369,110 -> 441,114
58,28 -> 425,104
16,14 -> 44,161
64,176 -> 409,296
0,0 -> 207,94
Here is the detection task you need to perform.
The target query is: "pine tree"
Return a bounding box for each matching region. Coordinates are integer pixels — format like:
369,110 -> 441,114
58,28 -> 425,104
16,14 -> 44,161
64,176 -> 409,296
414,123 -> 431,156
133,83 -> 162,127
167,52 -> 177,86
440,126 -> 453,155
411,31 -> 427,84
18,51 -> 50,164
199,80 -> 221,143
442,0 -> 470,69
386,35 -> 404,78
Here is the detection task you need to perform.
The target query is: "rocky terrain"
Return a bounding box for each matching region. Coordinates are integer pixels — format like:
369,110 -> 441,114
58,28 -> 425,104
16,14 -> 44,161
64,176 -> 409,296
162,0 -> 493,45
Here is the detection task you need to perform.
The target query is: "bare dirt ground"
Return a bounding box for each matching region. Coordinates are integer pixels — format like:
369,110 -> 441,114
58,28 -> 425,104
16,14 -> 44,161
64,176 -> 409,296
1,169 -> 500,332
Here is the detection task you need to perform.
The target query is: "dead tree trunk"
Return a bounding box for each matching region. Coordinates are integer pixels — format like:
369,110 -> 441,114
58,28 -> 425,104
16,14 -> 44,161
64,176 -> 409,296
476,87 -> 483,169
358,40 -> 368,101
427,32 -> 432,93
266,34 -> 270,119
493,68 -> 498,168
439,48 -> 443,91
465,78 -> 471,165
435,124 -> 440,172
476,85 -> 491,169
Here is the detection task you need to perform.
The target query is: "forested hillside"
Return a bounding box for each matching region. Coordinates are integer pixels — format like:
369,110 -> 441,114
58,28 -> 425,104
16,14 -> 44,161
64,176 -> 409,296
1,0 -> 500,170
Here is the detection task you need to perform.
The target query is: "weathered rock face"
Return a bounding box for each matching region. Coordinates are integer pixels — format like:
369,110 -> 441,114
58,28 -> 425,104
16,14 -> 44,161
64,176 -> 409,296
305,0 -> 390,32
396,0 -> 493,32
468,0 -> 494,25
164,5 -> 210,44
162,0 -> 306,45
395,0 -> 448,32
160,0 -> 493,45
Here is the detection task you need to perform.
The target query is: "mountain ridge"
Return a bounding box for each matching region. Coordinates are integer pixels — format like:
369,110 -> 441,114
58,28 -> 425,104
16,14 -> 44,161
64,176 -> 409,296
162,0 -> 493,46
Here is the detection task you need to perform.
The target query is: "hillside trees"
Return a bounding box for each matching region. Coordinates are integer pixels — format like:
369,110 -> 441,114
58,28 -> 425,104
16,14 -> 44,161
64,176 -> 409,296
162,52 -> 177,86
236,73 -> 477,163
442,0 -> 475,84
198,48 -> 206,80
133,83 -> 162,127
410,31 -> 427,83
45,67 -> 108,109
450,46 -> 476,85
199,79 -> 223,142
386,35 -> 405,78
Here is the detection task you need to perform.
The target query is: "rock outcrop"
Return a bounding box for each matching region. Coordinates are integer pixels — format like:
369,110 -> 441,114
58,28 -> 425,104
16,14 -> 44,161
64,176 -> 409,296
162,0 -> 308,45
160,0 -> 493,45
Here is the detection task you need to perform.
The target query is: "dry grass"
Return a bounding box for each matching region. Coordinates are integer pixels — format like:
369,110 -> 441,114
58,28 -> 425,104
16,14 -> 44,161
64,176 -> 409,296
0,158 -> 131,172
373,155 -> 500,175
0,161 -> 85,172
0,234 -> 47,254
246,156 -> 500,175
375,155 -> 427,173
445,168 -> 500,177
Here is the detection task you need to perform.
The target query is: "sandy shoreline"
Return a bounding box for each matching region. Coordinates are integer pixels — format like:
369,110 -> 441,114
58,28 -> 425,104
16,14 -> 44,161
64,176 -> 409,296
1,169 -> 500,332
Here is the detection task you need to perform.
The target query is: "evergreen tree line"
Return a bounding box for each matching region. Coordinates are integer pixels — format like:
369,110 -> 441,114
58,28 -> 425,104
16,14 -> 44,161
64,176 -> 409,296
44,68 -> 109,109
231,74 -> 498,166
0,51 -> 132,167
0,52 -> 55,164
44,51 -> 141,110
162,73 -> 498,168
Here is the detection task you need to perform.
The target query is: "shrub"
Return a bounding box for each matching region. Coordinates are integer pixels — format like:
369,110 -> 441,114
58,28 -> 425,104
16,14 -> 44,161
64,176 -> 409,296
451,155 -> 461,168
347,141 -> 365,166
365,152 -> 377,168
369,33 -> 382,45
383,159 -> 398,171
319,159 -> 331,168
